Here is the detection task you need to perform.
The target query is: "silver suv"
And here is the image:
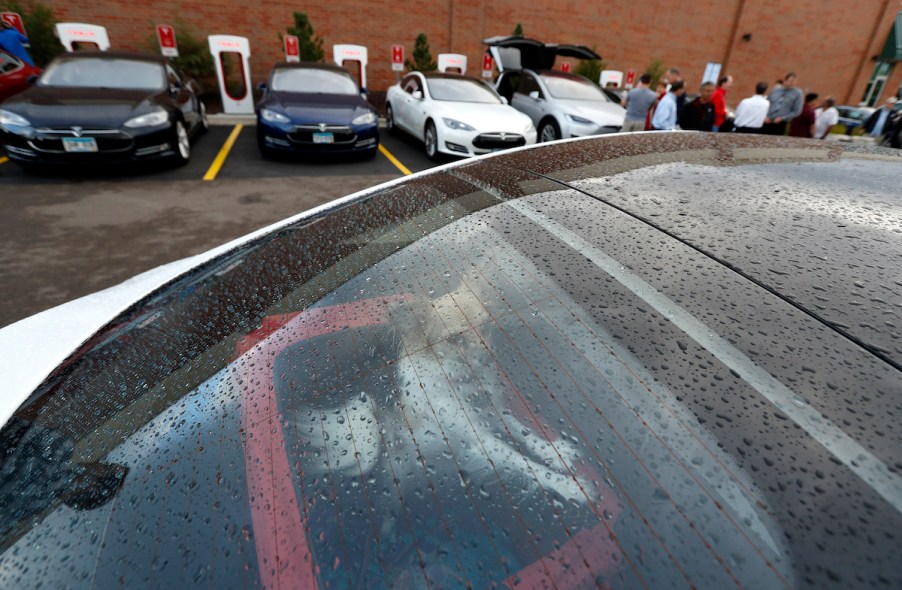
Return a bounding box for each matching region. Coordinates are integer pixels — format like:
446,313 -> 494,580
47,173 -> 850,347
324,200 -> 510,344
487,36 -> 626,141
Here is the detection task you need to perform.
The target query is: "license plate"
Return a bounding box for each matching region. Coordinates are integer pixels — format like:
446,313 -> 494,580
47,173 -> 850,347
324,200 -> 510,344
62,137 -> 98,153
312,132 -> 334,144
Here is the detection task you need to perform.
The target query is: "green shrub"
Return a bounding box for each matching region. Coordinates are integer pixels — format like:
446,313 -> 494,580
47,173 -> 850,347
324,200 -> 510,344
644,58 -> 667,88
404,33 -> 436,72
572,46 -> 605,86
282,12 -> 324,62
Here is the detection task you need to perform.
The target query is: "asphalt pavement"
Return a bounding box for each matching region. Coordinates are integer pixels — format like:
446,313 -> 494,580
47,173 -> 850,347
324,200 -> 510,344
0,120 -> 443,328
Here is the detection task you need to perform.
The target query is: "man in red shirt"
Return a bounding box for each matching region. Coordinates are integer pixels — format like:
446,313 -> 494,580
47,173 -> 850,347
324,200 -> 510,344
711,75 -> 732,132
788,93 -> 818,138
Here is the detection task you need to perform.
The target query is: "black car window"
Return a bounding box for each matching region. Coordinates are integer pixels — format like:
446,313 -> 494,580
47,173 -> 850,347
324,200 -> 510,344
496,72 -> 520,102
270,67 -> 358,94
402,74 -> 422,95
515,72 -> 542,98
0,52 -> 22,74
1,137 -> 900,589
425,77 -> 502,103
39,58 -> 166,90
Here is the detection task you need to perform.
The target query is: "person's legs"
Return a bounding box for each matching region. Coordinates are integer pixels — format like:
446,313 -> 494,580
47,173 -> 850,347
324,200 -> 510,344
621,119 -> 646,133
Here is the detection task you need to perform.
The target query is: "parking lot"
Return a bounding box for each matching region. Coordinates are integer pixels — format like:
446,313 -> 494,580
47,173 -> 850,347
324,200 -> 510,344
0,120 -> 442,328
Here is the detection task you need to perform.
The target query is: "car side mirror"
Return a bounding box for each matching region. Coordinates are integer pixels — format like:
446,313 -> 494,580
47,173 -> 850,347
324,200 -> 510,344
413,90 -> 423,100
529,90 -> 541,100
169,83 -> 182,97
501,96 -> 509,105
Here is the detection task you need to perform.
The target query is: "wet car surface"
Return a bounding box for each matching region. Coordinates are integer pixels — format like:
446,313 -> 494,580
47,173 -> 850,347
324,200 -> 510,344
0,133 -> 900,589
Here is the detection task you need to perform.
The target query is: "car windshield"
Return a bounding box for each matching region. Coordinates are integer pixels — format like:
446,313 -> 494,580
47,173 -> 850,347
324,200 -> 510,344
1,136 -> 900,589
426,77 -> 502,103
543,74 -> 611,101
271,68 -> 358,94
39,58 -> 166,90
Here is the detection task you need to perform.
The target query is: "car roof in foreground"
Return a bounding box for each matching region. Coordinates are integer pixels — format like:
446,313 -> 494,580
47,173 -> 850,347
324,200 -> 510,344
0,134 -> 900,589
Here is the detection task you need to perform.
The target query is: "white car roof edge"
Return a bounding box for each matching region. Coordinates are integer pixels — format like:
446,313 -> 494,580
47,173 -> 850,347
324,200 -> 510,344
0,130 -> 682,428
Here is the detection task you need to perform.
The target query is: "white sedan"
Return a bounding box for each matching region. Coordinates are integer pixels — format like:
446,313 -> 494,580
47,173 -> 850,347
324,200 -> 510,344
386,72 -> 537,160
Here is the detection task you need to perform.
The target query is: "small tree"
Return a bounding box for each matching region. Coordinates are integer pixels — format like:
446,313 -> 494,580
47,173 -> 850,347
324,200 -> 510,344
0,0 -> 62,66
284,12 -> 324,62
512,23 -> 523,36
573,46 -> 606,86
644,58 -> 667,88
404,33 -> 436,72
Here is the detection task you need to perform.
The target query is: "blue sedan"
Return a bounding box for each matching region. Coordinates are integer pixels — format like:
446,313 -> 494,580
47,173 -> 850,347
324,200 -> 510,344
255,62 -> 379,158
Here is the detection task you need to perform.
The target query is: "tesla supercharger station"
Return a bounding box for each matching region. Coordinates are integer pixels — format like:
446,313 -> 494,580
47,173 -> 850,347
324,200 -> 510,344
208,35 -> 254,115
333,44 -> 368,92
438,53 -> 467,75
56,23 -> 111,52
600,70 -> 624,88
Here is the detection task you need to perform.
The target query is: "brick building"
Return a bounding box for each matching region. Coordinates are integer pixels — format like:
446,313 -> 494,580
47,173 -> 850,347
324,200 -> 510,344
29,0 -> 902,107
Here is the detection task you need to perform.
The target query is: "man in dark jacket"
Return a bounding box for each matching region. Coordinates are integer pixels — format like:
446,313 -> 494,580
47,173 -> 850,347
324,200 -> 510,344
680,82 -> 716,131
864,96 -> 898,144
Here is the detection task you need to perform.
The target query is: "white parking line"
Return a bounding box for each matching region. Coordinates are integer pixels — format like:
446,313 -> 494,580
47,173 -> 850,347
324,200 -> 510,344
507,197 -> 902,515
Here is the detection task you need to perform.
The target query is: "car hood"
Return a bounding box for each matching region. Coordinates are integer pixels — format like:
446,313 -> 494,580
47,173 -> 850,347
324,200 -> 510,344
261,91 -> 373,124
1,86 -> 163,127
436,101 -> 533,133
553,98 -> 626,126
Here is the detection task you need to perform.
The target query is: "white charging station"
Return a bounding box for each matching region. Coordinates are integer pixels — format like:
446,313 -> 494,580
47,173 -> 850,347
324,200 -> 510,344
208,35 -> 254,115
56,23 -> 111,52
600,70 -> 624,88
333,44 -> 368,91
437,54 -> 467,75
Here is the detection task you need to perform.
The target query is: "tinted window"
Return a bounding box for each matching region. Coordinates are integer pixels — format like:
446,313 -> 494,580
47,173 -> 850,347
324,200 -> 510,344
39,58 -> 166,90
1,136 -> 899,589
402,74 -> 422,95
542,75 -> 612,101
516,72 -> 542,97
271,67 -> 358,94
425,77 -> 502,103
0,52 -> 22,74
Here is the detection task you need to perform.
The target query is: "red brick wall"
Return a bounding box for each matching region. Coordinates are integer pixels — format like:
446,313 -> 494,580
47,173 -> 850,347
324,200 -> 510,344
31,0 -> 902,107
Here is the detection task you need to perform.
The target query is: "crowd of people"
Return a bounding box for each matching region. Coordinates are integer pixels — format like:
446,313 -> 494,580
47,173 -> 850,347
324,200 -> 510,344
621,68 -> 902,148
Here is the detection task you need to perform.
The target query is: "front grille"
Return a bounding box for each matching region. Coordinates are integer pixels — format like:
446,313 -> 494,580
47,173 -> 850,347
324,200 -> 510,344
29,128 -> 134,153
288,124 -> 356,145
472,133 -> 526,150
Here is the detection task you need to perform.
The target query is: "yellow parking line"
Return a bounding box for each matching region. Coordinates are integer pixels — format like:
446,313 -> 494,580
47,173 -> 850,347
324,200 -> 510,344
203,124 -> 243,181
378,144 -> 411,176
0,156 -> 8,165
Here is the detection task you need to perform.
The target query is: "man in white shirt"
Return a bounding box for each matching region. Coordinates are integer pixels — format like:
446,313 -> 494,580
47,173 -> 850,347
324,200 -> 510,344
732,82 -> 770,133
651,80 -> 684,131
814,97 -> 839,139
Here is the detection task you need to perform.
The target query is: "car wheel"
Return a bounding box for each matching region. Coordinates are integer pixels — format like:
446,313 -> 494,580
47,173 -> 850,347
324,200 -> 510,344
539,119 -> 561,143
172,120 -> 190,166
386,104 -> 396,135
424,120 -> 439,161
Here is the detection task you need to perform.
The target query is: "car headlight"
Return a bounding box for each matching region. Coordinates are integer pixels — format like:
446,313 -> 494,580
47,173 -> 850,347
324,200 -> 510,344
0,109 -> 30,127
352,112 -> 377,126
443,118 -> 475,132
523,120 -> 536,134
260,108 -> 290,124
566,113 -> 594,125
124,109 -> 170,128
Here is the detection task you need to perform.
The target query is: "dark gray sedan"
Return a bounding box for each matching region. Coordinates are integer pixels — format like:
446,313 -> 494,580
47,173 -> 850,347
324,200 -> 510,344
0,133 -> 899,589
